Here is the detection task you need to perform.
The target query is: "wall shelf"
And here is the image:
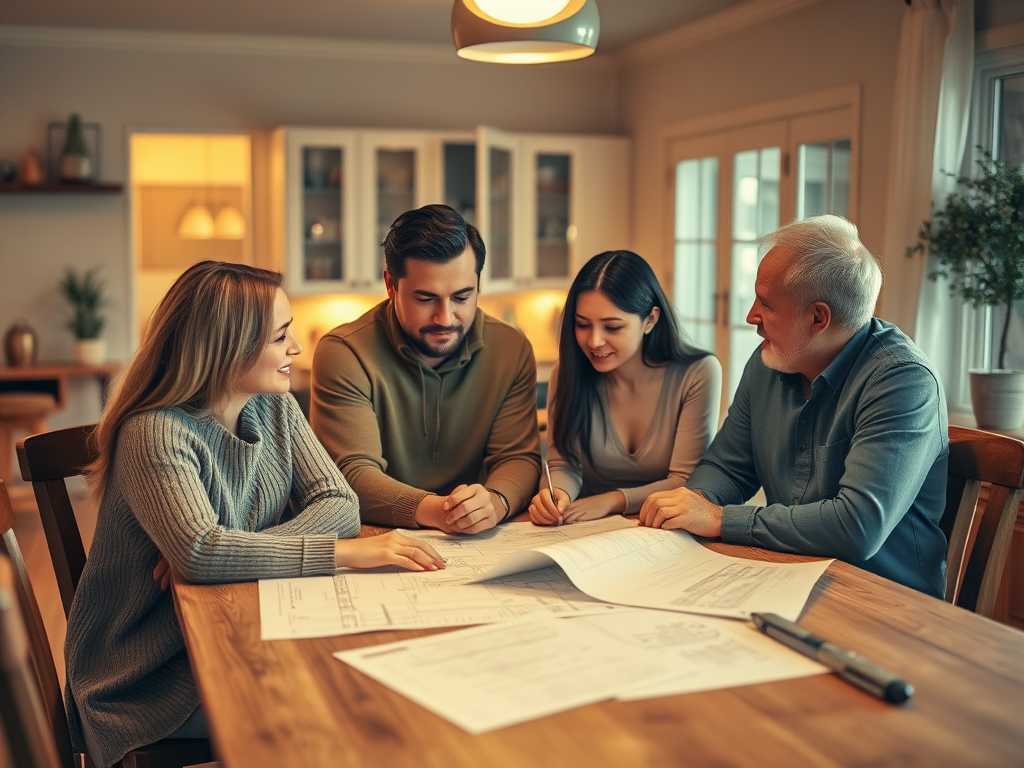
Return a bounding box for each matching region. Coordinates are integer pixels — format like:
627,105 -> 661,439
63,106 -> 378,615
0,181 -> 123,194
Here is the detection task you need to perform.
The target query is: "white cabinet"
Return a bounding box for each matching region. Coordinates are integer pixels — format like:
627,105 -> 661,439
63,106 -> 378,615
270,128 -> 360,295
478,128 -> 631,293
272,126 -> 630,296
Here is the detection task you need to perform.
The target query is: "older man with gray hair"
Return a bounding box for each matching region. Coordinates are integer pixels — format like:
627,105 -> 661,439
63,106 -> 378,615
640,214 -> 948,597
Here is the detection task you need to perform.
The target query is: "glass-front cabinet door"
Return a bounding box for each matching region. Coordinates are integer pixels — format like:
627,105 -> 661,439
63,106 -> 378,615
477,126 -> 520,292
358,131 -> 433,290
526,141 -> 575,287
272,128 -> 359,295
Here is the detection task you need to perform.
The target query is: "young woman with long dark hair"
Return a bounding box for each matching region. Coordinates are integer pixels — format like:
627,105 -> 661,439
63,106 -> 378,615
529,250 -> 721,525
66,261 -> 443,767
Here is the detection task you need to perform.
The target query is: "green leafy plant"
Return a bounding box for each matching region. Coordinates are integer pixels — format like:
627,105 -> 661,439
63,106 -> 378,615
909,149 -> 1024,370
60,266 -> 106,340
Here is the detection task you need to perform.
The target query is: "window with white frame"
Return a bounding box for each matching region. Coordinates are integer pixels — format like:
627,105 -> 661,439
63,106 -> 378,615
963,44 -> 1024,401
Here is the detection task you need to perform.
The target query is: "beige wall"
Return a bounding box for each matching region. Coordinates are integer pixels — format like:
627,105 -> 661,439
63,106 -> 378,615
618,0 -> 904,312
0,31 -> 620,428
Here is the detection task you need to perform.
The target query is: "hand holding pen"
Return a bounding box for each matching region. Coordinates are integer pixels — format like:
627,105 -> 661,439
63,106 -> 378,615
528,460 -> 569,526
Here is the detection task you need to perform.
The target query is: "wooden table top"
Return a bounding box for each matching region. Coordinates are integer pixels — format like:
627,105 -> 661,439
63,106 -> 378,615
173,531 -> 1024,768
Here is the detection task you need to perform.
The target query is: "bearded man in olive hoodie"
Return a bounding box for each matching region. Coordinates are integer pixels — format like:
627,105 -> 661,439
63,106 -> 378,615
311,204 -> 541,534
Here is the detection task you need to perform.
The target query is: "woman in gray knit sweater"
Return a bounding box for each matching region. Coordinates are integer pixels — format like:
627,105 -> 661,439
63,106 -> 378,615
65,261 -> 444,768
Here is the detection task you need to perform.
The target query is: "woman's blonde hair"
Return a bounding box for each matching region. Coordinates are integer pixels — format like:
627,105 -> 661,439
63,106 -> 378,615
87,260 -> 283,498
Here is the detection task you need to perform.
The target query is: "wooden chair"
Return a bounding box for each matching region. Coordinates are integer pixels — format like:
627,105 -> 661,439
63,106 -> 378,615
13,430 -> 214,768
1,480 -> 65,768
16,425 -> 94,620
942,425 -> 1024,617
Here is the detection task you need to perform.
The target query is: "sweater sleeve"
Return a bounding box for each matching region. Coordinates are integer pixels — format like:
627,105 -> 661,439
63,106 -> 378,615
310,334 -> 430,528
619,355 -> 722,513
117,411 -> 339,583
544,363 -> 584,502
479,333 -> 542,515
265,394 -> 361,540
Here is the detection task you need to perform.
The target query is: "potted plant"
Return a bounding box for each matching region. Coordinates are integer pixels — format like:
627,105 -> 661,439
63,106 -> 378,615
910,149 -> 1024,430
60,266 -> 107,365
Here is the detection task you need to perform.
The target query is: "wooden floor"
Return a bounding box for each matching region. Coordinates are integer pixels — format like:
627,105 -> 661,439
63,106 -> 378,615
7,478 -> 98,688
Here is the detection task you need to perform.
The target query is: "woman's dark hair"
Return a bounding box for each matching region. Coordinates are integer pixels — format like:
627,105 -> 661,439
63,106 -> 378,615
551,250 -> 711,468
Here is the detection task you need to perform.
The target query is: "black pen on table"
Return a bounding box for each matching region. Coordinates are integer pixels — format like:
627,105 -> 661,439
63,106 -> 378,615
750,612 -> 914,704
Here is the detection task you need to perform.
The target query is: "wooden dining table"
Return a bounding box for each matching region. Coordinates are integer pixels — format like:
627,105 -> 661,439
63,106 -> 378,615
172,524 -> 1024,767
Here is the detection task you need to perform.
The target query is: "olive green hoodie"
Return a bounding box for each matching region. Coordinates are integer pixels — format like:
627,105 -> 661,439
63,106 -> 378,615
310,301 -> 541,528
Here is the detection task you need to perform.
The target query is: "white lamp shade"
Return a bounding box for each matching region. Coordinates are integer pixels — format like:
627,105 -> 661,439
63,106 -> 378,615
452,0 -> 599,64
177,203 -> 215,239
467,1 -> 585,26
214,205 -> 246,239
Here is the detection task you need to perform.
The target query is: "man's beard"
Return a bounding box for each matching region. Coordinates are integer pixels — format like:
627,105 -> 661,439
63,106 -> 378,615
403,321 -> 470,360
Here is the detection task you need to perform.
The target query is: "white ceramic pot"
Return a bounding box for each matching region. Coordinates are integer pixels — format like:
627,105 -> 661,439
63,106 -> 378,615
969,369 -> 1024,430
73,338 -> 106,366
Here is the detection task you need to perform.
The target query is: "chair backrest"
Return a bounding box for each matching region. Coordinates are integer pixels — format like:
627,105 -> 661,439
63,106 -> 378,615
16,425 -> 96,620
0,477 -> 77,768
942,425 -> 1024,617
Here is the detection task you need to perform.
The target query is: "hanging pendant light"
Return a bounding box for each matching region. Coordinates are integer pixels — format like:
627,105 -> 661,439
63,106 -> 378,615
178,136 -> 214,240
214,205 -> 246,239
452,0 -> 600,64
177,202 -> 215,239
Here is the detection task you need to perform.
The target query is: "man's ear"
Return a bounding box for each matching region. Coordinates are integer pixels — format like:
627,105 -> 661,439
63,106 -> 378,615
810,301 -> 832,336
383,270 -> 396,301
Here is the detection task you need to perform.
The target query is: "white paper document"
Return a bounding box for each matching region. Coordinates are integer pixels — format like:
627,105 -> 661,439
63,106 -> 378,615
333,614 -> 674,733
259,518 -> 634,640
472,526 -> 833,621
568,609 -> 827,700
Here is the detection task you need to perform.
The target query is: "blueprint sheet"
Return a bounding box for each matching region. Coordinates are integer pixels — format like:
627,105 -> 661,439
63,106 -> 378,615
259,517 -> 634,640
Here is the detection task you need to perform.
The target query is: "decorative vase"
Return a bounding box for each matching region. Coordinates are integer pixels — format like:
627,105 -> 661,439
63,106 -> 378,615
59,113 -> 93,183
969,370 -> 1024,431
3,319 -> 38,367
22,150 -> 43,185
73,338 -> 106,366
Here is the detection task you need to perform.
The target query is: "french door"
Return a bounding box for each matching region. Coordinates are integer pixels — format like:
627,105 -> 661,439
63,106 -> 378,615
670,106 -> 856,413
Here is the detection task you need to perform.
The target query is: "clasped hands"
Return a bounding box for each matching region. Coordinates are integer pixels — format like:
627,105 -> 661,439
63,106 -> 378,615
416,483 -> 504,534
529,485 -> 724,538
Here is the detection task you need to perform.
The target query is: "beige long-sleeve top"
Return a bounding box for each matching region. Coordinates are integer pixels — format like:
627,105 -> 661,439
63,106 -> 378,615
547,355 -> 722,513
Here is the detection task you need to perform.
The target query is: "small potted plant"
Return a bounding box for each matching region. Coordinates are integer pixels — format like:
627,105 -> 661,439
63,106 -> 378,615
910,149 -> 1024,430
60,266 -> 107,365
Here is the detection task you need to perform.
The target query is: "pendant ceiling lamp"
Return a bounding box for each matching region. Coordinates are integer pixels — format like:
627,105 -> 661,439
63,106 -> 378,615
177,136 -> 246,240
177,202 -> 215,239
452,0 -> 600,64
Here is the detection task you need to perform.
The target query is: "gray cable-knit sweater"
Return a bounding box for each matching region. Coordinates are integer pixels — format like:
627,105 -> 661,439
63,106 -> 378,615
64,394 -> 360,768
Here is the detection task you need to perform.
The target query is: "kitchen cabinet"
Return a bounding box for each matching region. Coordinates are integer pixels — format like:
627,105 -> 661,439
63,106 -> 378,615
272,126 -> 629,296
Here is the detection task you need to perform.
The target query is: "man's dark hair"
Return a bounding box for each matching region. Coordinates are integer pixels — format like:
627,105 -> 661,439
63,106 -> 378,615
382,204 -> 486,279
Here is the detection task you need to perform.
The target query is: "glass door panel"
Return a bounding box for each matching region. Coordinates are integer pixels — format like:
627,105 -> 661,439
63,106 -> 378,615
376,148 -> 416,276
302,146 -> 344,282
488,147 -> 513,280
673,156 -> 717,353
796,139 -> 850,219
444,142 -> 477,226
729,146 -> 780,398
535,153 -> 571,279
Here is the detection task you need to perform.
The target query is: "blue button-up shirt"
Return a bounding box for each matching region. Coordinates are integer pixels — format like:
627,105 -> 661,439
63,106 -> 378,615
688,318 -> 948,597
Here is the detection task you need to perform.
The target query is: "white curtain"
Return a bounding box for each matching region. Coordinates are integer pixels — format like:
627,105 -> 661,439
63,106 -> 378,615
914,0 -> 975,406
879,0 -> 960,337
